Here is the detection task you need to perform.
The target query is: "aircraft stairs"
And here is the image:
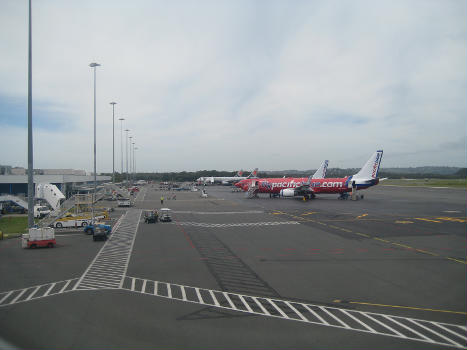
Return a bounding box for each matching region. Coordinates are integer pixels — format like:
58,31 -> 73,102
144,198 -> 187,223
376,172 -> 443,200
37,189 -> 106,228
0,194 -> 29,210
246,183 -> 259,199
104,183 -> 129,199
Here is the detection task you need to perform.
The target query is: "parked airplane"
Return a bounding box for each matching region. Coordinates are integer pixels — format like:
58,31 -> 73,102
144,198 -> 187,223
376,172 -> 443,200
197,168 -> 258,185
235,151 -> 383,200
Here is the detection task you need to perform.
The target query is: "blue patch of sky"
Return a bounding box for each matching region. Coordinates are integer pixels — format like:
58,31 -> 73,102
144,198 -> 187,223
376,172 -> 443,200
0,94 -> 75,131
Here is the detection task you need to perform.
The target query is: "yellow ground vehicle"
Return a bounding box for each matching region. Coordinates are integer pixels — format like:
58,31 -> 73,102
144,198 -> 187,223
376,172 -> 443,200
53,211 -> 109,228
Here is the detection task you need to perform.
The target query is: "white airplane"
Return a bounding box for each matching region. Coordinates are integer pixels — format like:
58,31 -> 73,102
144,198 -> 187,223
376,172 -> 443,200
197,169 -> 258,185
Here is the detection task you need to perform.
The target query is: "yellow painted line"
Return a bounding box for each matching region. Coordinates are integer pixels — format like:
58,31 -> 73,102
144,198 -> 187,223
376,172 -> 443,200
329,225 -> 340,230
356,213 -> 368,219
436,217 -> 467,223
391,242 -> 413,249
347,301 -> 467,315
355,232 -> 370,238
447,257 -> 467,264
395,220 -> 414,224
302,212 -> 316,216
317,222 -> 327,226
339,228 -> 352,233
414,218 -> 442,223
373,237 -> 390,243
414,249 -> 439,256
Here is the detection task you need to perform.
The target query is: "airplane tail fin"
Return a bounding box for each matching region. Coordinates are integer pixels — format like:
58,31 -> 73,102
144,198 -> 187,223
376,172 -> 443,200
236,170 -> 244,177
353,150 -> 383,180
312,160 -> 329,179
247,168 -> 258,178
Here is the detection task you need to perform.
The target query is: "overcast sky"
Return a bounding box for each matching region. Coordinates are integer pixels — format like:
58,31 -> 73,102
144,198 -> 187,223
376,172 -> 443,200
0,0 -> 465,173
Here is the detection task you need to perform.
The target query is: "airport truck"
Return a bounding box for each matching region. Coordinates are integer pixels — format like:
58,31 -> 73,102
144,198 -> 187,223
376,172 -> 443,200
117,198 -> 132,207
34,205 -> 51,218
22,227 -> 56,249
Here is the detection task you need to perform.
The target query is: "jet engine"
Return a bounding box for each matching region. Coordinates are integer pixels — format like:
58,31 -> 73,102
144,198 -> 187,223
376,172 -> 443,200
279,189 -> 296,197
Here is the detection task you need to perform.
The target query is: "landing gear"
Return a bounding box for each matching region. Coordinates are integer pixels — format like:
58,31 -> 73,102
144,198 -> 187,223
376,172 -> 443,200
338,193 -> 349,200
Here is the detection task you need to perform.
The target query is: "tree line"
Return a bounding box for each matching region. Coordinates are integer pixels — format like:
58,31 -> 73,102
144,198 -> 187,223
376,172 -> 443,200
106,168 -> 466,182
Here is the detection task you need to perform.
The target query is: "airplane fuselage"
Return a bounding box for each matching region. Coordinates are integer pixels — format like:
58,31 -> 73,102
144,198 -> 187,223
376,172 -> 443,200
236,177 -> 379,195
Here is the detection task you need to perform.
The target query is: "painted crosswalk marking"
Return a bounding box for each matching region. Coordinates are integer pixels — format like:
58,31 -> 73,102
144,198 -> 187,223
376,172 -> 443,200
0,278 -> 80,307
176,221 -> 300,228
122,276 -> 466,349
75,209 -> 142,290
1,205 -> 465,350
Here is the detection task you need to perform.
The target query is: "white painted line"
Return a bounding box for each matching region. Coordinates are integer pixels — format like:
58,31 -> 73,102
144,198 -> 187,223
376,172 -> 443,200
408,319 -> 463,347
0,291 -> 13,304
208,290 -> 220,307
118,210 -> 143,288
43,283 -> 56,297
167,283 -> 172,299
266,299 -> 289,318
84,275 -> 120,283
362,312 -> 405,337
195,288 -> 204,304
59,280 -> 72,294
10,289 -> 27,304
340,310 -> 376,333
238,295 -> 253,313
131,278 -> 135,292
252,297 -> 270,315
302,304 -> 328,325
223,292 -> 237,310
284,301 -> 307,321
180,286 -> 187,301
154,281 -> 158,295
383,316 -> 434,342
141,280 -> 147,294
433,322 -> 467,341
318,306 -> 347,328
78,282 -> 119,289
25,286 -> 41,301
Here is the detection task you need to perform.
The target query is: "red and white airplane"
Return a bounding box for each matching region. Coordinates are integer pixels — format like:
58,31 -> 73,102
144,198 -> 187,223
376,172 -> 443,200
235,150 -> 383,200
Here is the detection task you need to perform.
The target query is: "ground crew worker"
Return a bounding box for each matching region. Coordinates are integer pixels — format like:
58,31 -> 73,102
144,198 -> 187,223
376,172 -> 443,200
160,196 -> 164,205
351,181 -> 357,200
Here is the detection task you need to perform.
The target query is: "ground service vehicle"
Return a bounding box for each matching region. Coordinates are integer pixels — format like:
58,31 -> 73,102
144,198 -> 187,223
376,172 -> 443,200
159,208 -> 172,222
144,210 -> 158,223
22,227 -> 56,249
53,212 -> 108,228
117,198 -> 132,207
84,223 -> 112,235
34,205 -> 51,218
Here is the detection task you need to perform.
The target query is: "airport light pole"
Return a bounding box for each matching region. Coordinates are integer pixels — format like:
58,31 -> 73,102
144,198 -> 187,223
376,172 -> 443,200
110,102 -> 117,183
131,141 -> 135,185
27,0 -> 34,228
134,146 -> 138,181
89,62 -> 101,224
129,136 -> 133,185
125,129 -> 130,184
118,118 -> 125,179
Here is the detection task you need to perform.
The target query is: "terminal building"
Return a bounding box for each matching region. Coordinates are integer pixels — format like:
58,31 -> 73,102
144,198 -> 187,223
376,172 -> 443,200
0,165 -> 111,198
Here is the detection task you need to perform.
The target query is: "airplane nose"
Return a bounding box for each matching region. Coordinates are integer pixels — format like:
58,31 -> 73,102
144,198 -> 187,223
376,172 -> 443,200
234,182 -> 241,188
